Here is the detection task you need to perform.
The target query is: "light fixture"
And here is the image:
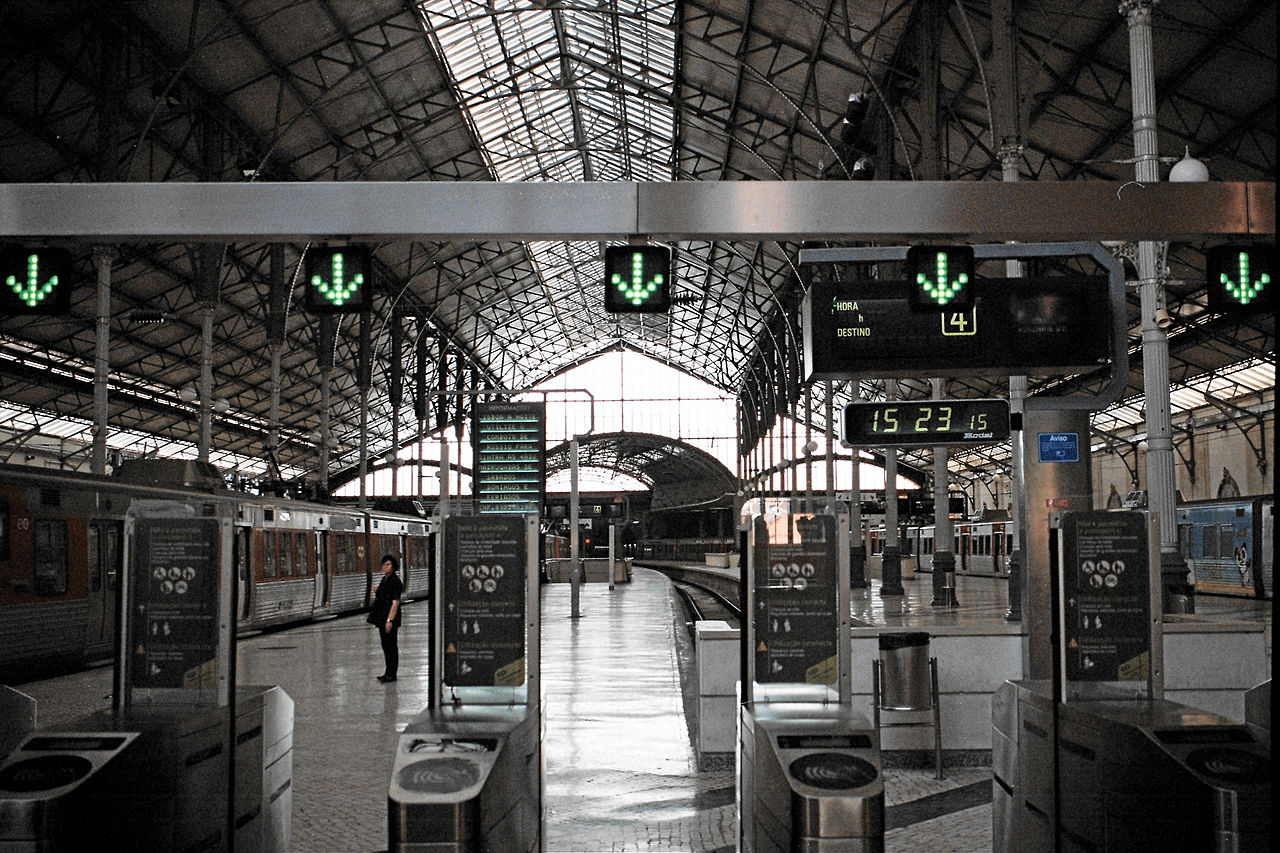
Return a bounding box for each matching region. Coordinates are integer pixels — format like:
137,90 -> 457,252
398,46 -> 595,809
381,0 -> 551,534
179,384 -> 198,403
1168,147 -> 1209,183
1153,308 -> 1173,329
212,398 -> 230,414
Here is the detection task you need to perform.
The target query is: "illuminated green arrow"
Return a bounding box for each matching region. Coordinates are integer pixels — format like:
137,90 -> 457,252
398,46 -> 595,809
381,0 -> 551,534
310,253 -> 364,305
915,251 -> 969,306
1219,250 -> 1270,305
5,253 -> 59,307
611,252 -> 663,306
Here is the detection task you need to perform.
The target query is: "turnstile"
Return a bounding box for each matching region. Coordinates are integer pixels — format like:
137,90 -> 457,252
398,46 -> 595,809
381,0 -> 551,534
740,705 -> 884,853
994,680 -> 1272,853
0,731 -> 140,852
388,705 -> 541,853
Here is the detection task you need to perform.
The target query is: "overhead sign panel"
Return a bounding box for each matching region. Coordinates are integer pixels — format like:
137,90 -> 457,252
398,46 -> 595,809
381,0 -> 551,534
804,277 -> 1112,380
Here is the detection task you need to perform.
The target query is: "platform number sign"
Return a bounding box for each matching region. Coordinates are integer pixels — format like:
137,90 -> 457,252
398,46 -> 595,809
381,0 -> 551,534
303,246 -> 373,313
1206,245 -> 1272,314
604,245 -> 671,313
0,248 -> 74,315
906,245 -> 974,311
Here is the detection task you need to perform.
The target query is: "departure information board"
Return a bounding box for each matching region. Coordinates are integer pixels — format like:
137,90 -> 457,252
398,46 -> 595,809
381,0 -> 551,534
842,399 -> 1009,447
804,277 -> 1111,380
471,402 -> 545,515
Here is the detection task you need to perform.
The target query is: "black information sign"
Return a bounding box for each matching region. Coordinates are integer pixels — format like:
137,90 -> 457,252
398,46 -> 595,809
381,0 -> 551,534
130,517 -> 221,689
842,399 -> 1010,447
443,515 -> 527,687
1061,511 -> 1151,683
471,402 -> 546,515
804,277 -> 1111,380
753,514 -> 839,685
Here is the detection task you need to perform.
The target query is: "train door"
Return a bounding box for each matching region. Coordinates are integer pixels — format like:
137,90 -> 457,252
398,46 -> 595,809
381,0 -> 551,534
313,530 -> 330,608
235,525 -> 252,620
86,520 -> 120,653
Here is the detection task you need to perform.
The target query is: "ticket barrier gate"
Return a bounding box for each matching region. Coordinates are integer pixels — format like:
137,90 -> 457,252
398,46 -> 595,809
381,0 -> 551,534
0,732 -> 140,852
993,680 -> 1271,853
389,513 -> 542,853
388,705 -> 542,852
739,705 -> 884,853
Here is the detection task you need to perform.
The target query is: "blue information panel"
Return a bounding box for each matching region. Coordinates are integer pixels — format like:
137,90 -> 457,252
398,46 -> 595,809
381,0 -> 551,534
1038,432 -> 1079,463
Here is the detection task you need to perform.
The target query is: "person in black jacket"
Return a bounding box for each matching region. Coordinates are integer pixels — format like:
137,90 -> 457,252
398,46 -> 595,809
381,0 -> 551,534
372,554 -> 403,682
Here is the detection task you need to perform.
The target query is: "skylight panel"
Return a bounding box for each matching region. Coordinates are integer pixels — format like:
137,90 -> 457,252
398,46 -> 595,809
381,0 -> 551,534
419,0 -> 676,183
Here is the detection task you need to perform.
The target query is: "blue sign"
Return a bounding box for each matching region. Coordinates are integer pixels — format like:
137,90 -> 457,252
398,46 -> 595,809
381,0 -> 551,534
1039,433 -> 1079,463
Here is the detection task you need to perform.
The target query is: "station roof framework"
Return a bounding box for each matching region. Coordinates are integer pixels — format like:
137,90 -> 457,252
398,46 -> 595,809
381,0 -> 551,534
0,0 -> 1273,496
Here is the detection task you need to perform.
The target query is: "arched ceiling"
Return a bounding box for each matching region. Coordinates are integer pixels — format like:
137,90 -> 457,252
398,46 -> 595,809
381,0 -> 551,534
546,431 -> 736,510
0,0 -> 1273,490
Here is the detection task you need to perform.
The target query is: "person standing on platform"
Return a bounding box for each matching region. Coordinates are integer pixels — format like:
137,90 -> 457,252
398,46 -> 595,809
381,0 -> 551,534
372,554 -> 403,682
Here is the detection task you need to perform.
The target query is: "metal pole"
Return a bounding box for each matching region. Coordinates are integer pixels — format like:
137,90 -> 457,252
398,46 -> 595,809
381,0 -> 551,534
930,377 -> 958,606
1122,0 -> 1192,613
570,437 -> 581,618
881,379 -> 904,596
1002,147 -> 1028,623
199,304 -> 214,463
91,247 -> 114,475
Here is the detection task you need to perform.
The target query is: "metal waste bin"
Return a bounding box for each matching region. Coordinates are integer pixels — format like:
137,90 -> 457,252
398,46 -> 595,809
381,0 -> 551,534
875,632 -> 932,710
740,705 -> 884,853
0,731 -> 139,852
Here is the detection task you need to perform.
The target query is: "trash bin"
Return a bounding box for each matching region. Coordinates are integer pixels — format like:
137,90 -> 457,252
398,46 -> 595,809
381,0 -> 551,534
876,633 -> 932,710
873,633 -> 943,778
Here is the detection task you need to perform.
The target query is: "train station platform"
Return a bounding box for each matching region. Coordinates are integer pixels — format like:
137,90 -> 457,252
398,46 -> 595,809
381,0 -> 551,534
14,566 -> 1268,851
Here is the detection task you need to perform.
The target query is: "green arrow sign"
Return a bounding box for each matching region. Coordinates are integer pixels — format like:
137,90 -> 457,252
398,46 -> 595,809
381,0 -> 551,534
5,253 -> 60,307
310,252 -> 364,306
916,251 -> 969,306
1218,250 -> 1269,305
611,253 -> 664,307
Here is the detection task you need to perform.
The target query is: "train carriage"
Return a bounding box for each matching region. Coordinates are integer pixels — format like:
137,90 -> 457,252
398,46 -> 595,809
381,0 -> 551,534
1177,496 -> 1273,599
0,462 -> 435,682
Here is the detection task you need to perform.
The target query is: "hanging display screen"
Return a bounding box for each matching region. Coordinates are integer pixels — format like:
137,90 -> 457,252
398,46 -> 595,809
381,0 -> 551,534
471,402 -> 545,515
842,399 -> 1010,446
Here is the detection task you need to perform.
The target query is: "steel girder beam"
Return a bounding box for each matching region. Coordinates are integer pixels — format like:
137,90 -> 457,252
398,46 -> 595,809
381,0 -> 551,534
3,180 -> 1272,242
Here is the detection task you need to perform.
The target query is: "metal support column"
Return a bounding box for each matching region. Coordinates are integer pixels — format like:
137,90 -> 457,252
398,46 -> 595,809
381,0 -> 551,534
91,246 -> 114,475
1122,0 -> 1192,613
570,437 -> 581,618
931,381 -> 958,606
881,380 -> 904,597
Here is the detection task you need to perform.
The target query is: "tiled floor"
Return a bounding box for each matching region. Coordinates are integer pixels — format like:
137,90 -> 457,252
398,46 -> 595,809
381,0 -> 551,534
12,566 -> 1270,852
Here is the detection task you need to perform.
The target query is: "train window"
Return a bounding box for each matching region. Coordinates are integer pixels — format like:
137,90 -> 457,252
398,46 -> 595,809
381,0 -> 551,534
33,520 -> 69,596
296,533 -> 308,576
264,531 -> 276,578
279,531 -> 292,577
1201,525 -> 1218,559
335,534 -> 348,574
0,497 -> 9,561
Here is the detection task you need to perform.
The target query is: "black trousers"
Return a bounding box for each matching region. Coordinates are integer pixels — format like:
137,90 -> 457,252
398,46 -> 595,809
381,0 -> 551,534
379,625 -> 399,677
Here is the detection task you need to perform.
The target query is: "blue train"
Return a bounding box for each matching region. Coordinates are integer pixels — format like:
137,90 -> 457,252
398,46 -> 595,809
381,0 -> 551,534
1176,496 -> 1274,599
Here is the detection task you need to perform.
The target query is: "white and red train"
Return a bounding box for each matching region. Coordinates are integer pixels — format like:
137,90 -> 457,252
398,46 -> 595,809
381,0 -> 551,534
1,461 -> 432,683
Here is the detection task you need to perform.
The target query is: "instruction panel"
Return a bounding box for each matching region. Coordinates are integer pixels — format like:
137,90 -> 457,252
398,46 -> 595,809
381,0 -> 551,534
752,514 -> 838,685
130,517 -> 221,689
1061,511 -> 1151,683
443,515 -> 527,687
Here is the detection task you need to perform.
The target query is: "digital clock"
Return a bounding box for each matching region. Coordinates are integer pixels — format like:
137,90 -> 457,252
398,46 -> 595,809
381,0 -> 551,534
841,399 -> 1010,447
